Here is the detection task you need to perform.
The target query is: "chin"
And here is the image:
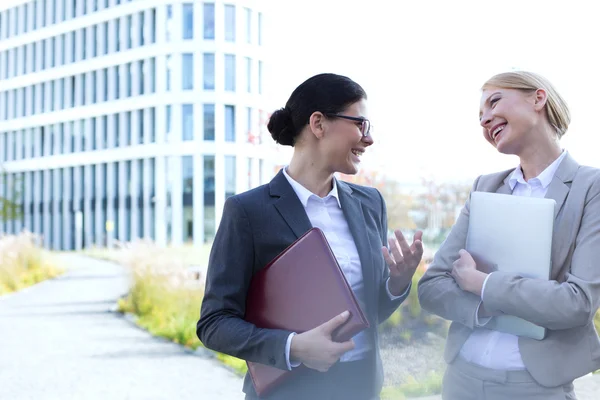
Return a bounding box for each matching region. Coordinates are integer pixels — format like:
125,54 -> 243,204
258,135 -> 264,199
338,164 -> 359,176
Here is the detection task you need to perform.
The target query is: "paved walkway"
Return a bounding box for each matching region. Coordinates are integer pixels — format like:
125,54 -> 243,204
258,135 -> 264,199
0,253 -> 244,400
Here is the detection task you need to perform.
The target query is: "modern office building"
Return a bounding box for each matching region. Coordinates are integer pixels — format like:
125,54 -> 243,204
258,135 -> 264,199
0,0 -> 282,250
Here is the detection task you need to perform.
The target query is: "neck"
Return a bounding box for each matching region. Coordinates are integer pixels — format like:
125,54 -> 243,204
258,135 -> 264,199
287,150 -> 334,197
518,132 -> 563,180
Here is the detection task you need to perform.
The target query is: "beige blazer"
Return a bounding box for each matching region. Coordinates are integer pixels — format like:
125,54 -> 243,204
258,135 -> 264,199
418,153 -> 600,387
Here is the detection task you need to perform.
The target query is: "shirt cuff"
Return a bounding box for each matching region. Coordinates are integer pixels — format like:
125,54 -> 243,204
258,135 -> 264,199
481,273 -> 493,301
474,301 -> 492,327
386,277 -> 411,300
285,332 -> 301,370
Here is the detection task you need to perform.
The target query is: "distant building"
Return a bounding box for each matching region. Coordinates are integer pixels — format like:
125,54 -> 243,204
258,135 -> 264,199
0,0 -> 281,249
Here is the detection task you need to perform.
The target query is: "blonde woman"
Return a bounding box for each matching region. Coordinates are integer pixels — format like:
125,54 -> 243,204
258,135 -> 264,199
418,71 -> 600,400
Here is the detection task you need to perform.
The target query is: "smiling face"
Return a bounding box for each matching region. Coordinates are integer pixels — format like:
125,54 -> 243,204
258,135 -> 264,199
479,87 -> 546,156
319,99 -> 374,175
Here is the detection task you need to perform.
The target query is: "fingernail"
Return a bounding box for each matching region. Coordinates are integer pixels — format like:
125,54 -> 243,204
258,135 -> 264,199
341,310 -> 349,318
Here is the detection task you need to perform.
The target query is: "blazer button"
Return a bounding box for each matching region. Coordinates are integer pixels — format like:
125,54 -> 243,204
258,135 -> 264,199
269,357 -> 276,365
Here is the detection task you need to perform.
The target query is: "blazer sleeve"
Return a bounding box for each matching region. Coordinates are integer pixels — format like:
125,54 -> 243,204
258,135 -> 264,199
196,196 -> 293,370
482,179 -> 600,330
376,188 -> 409,323
417,176 -> 483,329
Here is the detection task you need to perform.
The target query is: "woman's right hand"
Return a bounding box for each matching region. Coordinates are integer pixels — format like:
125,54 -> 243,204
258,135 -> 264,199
289,310 -> 355,372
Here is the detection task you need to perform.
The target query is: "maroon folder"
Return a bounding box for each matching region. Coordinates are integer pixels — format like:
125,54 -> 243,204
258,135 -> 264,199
244,227 -> 370,397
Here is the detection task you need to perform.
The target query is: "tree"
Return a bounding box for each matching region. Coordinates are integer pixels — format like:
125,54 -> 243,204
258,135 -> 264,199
0,169 -> 23,223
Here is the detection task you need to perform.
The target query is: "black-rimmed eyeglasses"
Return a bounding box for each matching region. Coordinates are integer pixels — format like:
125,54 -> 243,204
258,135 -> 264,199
324,114 -> 372,138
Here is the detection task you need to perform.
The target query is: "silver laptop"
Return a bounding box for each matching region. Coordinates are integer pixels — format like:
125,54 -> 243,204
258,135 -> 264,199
466,191 -> 556,340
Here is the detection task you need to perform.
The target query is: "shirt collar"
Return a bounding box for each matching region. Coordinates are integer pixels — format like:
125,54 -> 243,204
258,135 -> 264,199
282,167 -> 341,208
508,149 -> 568,190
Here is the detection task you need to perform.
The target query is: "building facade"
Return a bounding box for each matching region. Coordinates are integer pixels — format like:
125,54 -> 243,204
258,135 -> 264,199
0,0 -> 281,250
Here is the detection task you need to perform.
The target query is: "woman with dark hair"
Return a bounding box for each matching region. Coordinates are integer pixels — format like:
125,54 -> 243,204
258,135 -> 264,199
197,73 -> 423,399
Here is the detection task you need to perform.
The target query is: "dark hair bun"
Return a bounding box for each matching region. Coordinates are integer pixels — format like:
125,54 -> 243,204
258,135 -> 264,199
267,107 -> 295,146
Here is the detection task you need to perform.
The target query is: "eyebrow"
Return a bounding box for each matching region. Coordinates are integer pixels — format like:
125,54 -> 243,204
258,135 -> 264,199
479,91 -> 502,118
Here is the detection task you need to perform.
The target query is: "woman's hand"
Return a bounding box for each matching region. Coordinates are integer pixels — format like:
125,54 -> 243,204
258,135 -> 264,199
382,230 -> 424,296
451,249 -> 487,296
290,311 -> 355,372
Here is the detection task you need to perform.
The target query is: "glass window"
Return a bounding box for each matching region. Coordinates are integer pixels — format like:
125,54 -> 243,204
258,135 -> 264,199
203,53 -> 215,90
182,104 -> 193,141
166,55 -> 172,91
138,109 -> 144,145
183,3 -> 193,39
203,104 -> 215,141
245,57 -> 251,92
102,68 -> 108,101
81,74 -> 86,105
139,61 -> 145,95
115,19 -> 120,51
149,58 -> 156,93
32,42 -> 37,72
126,112 -> 132,146
245,7 -> 251,44
258,60 -> 263,94
103,22 -> 109,54
165,105 -> 171,140
203,3 -> 215,39
224,4 -> 235,42
225,155 -> 236,199
182,53 -> 193,90
246,107 -> 252,142
225,54 -> 235,91
81,29 -> 86,61
151,9 -> 156,43
126,15 -> 132,49
50,38 -> 56,67
203,155 -> 215,241
150,107 -> 156,143
92,25 -> 97,58
225,105 -> 235,142
139,11 -> 145,46
127,63 -> 133,97
258,12 -> 263,45
24,4 -> 29,33
91,119 -> 97,150
166,5 -> 172,42
182,155 -> 193,242
61,34 -> 66,66
115,66 -> 120,100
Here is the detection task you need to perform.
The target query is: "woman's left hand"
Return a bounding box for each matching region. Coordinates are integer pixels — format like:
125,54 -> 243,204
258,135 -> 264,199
382,230 -> 424,296
451,249 -> 487,296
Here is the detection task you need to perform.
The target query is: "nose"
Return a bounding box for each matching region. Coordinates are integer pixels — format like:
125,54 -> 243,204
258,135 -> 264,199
480,110 -> 492,128
362,133 -> 374,146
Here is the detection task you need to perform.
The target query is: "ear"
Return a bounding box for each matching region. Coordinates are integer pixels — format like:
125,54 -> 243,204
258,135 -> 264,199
533,88 -> 548,111
308,111 -> 326,139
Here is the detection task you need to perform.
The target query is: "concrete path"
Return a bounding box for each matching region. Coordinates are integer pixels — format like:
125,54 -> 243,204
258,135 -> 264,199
0,253 -> 244,400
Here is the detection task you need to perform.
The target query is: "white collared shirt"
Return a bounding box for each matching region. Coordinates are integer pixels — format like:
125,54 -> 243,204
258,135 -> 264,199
281,167 -> 405,368
459,150 -> 568,370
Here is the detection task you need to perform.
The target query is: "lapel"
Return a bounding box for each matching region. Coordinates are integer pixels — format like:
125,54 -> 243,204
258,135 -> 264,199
546,153 -> 579,274
336,179 -> 376,316
269,170 -> 313,239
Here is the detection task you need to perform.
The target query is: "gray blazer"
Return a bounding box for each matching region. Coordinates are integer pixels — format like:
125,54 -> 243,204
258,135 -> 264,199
418,153 -> 600,387
197,170 -> 407,398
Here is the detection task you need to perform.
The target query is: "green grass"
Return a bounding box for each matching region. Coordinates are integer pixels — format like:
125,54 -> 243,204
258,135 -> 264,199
0,232 -> 64,295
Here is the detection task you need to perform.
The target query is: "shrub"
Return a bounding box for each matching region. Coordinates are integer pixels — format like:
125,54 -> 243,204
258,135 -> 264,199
0,232 -> 63,294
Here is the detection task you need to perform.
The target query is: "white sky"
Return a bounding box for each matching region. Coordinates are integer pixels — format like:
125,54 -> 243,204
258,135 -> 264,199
261,0 -> 600,184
